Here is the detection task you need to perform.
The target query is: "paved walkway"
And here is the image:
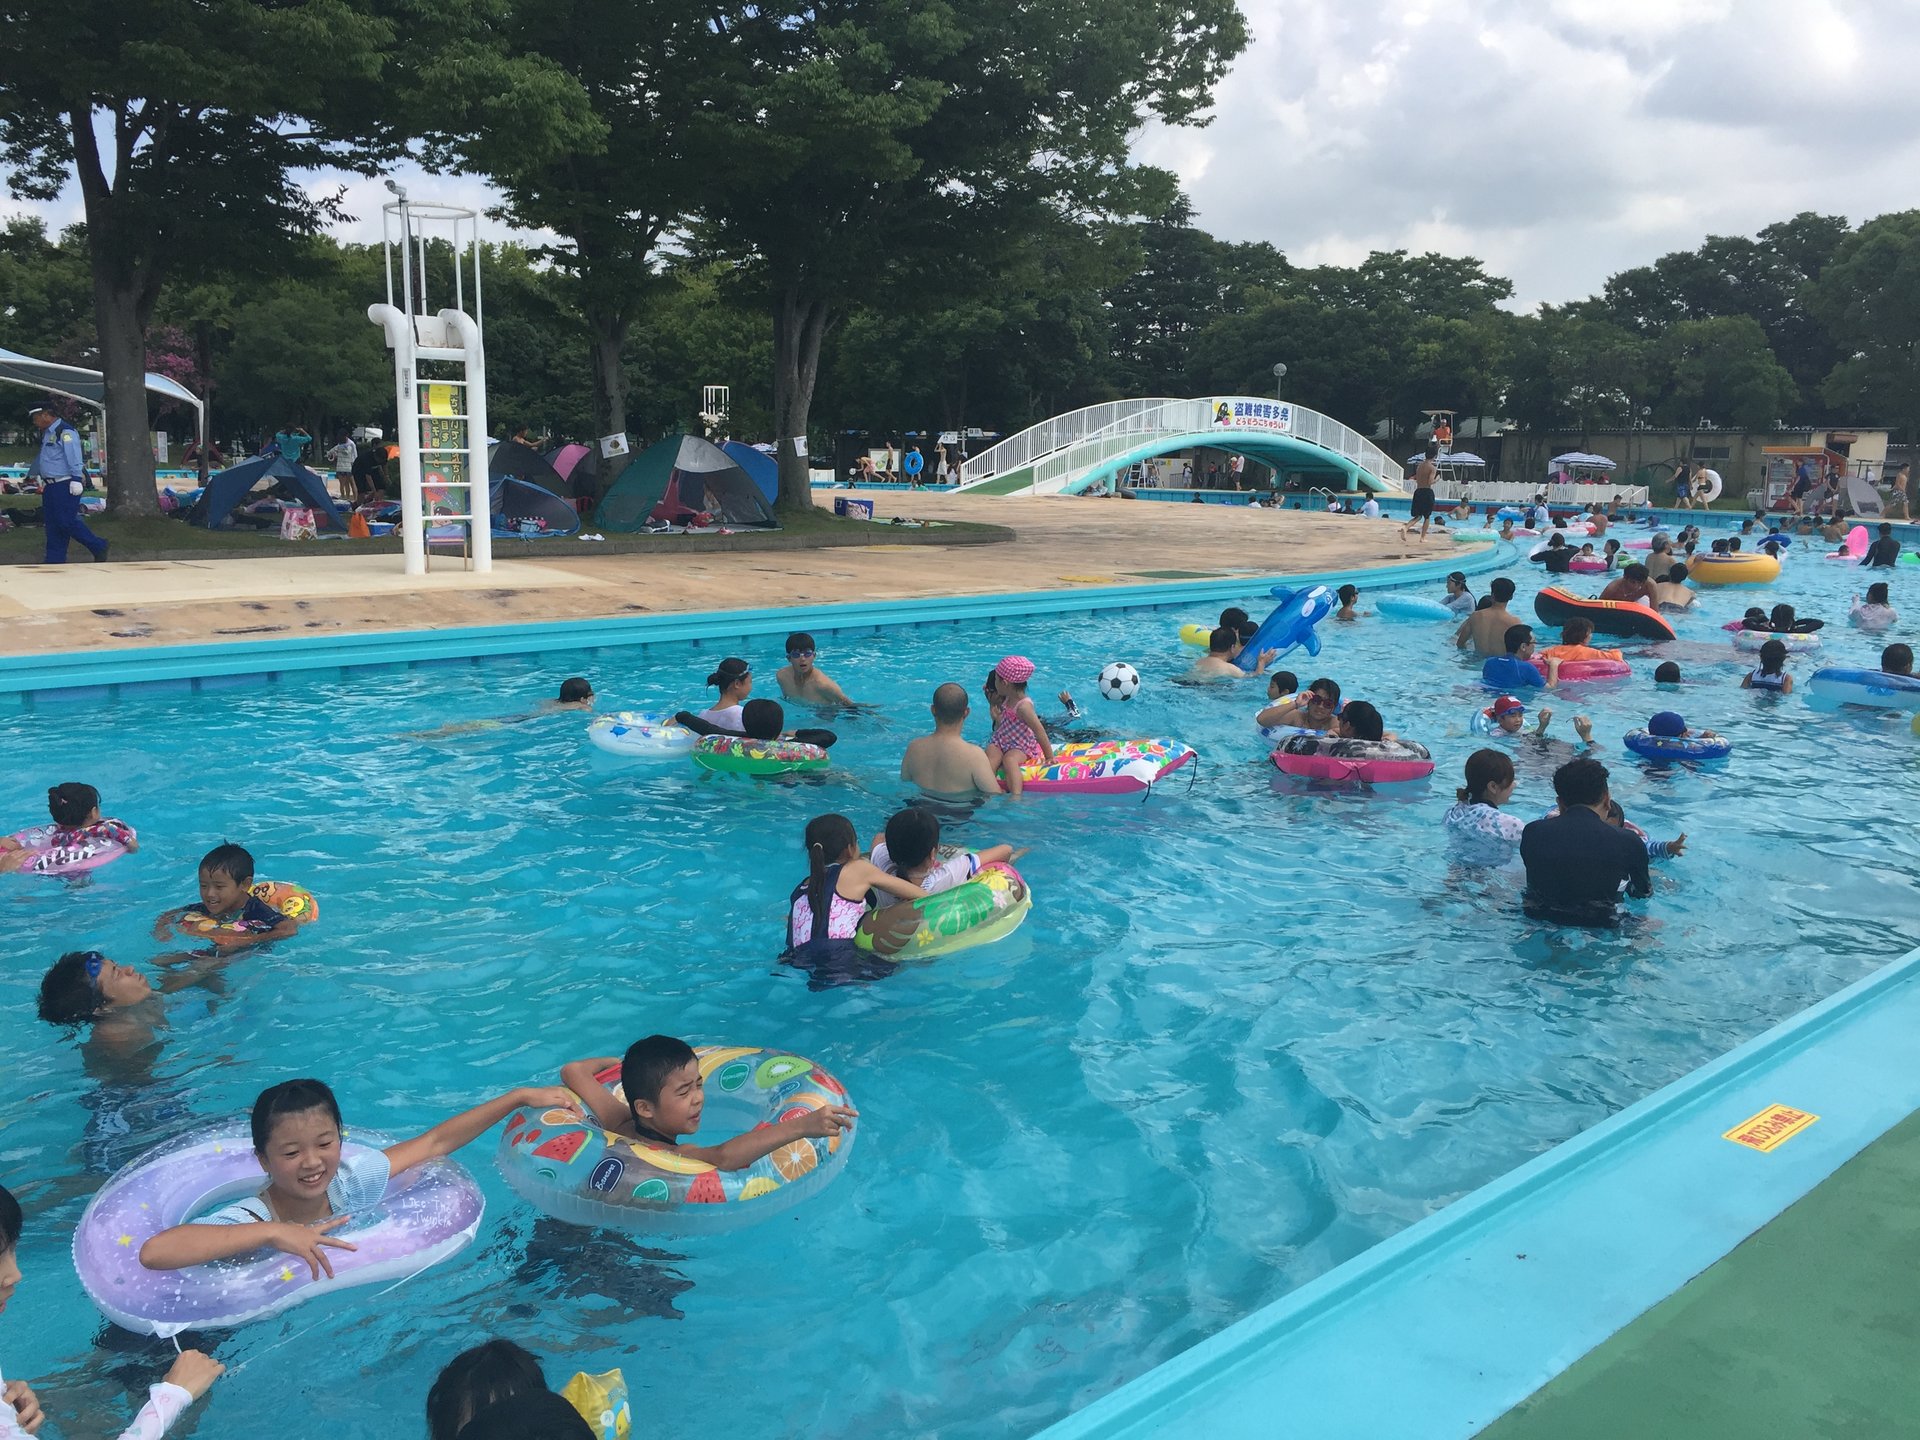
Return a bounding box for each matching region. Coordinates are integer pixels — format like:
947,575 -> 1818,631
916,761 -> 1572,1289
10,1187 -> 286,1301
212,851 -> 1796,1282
1479,1108 -> 1920,1440
0,491 -> 1467,654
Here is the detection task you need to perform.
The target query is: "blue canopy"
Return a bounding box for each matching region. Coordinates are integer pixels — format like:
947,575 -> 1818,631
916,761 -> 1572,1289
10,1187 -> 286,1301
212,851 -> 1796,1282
721,441 -> 779,503
183,455 -> 343,530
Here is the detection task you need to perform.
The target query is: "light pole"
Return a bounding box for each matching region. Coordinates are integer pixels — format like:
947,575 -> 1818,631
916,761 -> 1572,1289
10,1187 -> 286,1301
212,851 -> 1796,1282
1271,362 -> 1288,402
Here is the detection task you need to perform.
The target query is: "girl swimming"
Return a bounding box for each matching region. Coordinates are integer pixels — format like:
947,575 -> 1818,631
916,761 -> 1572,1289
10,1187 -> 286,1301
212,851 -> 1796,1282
786,813 -> 926,951
139,1077 -> 571,1280
1741,638 -> 1793,694
1851,582 -> 1897,632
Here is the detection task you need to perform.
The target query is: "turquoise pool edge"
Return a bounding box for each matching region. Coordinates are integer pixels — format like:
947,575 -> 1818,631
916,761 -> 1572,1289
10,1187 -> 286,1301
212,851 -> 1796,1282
0,543 -> 1510,701
1031,943 -> 1920,1440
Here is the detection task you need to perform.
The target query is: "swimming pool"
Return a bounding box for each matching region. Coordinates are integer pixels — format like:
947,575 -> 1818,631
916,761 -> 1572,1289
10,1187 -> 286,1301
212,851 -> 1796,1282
3,526 -> 1917,1438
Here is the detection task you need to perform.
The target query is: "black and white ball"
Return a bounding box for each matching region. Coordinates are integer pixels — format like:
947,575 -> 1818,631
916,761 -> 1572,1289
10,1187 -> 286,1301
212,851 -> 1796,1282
1097,661 -> 1142,701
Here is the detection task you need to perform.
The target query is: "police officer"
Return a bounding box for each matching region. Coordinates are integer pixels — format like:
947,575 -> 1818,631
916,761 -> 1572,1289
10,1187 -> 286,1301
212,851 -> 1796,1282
27,405 -> 109,563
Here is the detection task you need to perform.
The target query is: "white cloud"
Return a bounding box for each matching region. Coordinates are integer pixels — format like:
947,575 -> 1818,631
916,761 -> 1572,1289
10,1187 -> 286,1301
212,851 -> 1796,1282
1143,0 -> 1920,306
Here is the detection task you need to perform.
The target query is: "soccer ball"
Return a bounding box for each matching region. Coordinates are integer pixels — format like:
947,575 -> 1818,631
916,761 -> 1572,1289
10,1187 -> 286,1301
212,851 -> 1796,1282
1097,661 -> 1142,701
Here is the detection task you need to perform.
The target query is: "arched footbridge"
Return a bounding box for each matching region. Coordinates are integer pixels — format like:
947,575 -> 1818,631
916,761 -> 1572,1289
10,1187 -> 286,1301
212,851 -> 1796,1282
953,397 -> 1405,496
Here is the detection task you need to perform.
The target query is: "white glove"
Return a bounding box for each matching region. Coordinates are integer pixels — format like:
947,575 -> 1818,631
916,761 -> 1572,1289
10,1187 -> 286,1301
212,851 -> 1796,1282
68,480 -> 83,497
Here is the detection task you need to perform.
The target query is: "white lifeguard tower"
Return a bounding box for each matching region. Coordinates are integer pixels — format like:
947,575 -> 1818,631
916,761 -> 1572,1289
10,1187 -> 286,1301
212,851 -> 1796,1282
367,188 -> 492,575
698,384 -> 730,439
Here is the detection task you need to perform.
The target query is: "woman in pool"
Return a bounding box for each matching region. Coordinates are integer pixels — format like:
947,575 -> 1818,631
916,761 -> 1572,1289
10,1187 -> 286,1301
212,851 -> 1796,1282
1850,582 -> 1897,632
698,658 -> 753,729
1,1182 -> 225,1438
1442,749 -> 1524,860
139,1077 -> 572,1280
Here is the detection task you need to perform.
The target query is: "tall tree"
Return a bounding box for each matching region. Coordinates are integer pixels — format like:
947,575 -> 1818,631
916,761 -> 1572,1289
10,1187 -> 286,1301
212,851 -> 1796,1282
692,0 -> 1249,512
464,0 -> 717,486
0,0 -> 594,514
1807,210 -> 1920,445
1648,316 -> 1795,432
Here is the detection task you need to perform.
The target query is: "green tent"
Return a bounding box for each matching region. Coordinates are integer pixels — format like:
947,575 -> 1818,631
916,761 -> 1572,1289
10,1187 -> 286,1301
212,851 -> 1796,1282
594,434 -> 778,531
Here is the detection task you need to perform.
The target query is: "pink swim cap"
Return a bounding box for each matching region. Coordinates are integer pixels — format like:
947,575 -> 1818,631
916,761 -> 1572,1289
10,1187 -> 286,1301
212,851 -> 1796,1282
995,655 -> 1036,685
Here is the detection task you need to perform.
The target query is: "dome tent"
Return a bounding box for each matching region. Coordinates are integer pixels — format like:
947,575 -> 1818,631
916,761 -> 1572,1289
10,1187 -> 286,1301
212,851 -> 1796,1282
719,440 -> 780,504
183,455 -> 344,531
487,441 -> 582,535
594,435 -> 778,531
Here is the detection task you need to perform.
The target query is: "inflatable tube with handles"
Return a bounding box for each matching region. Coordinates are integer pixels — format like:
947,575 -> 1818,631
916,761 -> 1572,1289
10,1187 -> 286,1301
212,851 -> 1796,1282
1532,587 -> 1677,641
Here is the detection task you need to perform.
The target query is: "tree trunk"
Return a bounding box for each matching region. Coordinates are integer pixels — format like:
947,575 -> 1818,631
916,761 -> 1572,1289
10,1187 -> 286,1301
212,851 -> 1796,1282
93,274 -> 159,517
585,308 -> 629,505
773,288 -> 834,515
69,104 -> 163,517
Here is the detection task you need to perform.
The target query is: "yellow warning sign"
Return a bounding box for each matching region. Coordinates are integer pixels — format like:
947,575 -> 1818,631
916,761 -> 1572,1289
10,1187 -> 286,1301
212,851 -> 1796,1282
1723,1104 -> 1819,1153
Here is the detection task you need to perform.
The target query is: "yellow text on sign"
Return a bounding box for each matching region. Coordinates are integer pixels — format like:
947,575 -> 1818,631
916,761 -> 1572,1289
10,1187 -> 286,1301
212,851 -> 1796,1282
1723,1104 -> 1819,1153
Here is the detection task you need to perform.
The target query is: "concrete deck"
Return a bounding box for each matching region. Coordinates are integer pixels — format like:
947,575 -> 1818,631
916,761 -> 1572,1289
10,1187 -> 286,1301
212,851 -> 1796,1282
0,491 -> 1465,654
1478,1109 -> 1920,1440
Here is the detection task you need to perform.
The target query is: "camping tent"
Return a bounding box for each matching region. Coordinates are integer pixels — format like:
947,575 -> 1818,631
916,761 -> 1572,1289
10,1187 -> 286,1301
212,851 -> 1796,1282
183,455 -> 343,530
595,434 -> 778,531
547,443 -> 592,483
720,441 -> 779,504
489,441 -> 583,535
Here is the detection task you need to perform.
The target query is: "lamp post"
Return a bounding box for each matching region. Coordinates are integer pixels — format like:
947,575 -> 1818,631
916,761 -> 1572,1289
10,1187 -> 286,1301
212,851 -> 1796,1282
1271,362 -> 1288,402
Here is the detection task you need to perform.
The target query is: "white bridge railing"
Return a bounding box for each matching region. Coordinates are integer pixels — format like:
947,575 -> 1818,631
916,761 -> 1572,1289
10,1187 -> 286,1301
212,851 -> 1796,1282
956,396 -> 1405,495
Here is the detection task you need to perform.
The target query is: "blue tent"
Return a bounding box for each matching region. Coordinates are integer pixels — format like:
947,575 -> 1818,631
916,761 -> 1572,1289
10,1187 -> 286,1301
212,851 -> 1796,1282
183,455 -> 343,530
721,441 -> 779,504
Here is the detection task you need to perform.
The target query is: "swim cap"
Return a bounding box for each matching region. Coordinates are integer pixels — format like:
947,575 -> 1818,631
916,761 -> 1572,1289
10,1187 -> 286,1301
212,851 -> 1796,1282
1648,710 -> 1686,737
995,655 -> 1035,685
1489,695 -> 1525,717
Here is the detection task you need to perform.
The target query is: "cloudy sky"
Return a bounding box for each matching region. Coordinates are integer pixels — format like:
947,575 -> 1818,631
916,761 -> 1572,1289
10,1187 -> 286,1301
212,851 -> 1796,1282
5,0 -> 1916,310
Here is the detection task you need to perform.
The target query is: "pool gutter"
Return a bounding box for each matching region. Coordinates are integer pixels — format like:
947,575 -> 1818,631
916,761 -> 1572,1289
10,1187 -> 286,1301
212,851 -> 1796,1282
1031,943 -> 1920,1440
0,543 -> 1509,704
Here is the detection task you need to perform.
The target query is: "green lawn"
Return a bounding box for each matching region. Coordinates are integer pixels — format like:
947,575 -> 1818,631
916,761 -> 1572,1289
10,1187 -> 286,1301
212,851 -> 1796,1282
0,500 -> 1002,562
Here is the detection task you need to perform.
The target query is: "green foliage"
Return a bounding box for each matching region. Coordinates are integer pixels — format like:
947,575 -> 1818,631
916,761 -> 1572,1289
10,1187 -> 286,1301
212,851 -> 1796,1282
1808,210 -> 1920,441
1650,316 -> 1796,432
220,281 -> 391,431
0,220 -> 93,357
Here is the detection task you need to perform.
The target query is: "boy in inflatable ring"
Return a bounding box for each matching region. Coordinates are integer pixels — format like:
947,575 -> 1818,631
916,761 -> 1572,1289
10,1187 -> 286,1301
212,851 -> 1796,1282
562,1035 -> 854,1165
152,844 -> 301,949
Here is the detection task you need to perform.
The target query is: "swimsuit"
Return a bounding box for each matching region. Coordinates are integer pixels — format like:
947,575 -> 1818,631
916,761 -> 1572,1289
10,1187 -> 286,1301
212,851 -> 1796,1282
1747,666 -> 1788,692
1443,802 -> 1525,863
787,864 -> 869,947
990,706 -> 1045,764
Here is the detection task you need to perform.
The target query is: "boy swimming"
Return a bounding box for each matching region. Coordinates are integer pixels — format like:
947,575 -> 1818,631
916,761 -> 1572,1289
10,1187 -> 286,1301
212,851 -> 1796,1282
562,1036 -> 854,1162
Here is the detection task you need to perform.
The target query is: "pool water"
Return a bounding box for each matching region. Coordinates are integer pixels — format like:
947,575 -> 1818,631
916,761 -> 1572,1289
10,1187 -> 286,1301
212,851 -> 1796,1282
3,526 -> 1918,1438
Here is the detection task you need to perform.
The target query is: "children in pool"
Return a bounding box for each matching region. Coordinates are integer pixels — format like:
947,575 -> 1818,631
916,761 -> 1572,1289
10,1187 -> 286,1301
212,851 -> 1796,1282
152,844 -> 303,949
562,1036 -> 855,1165
984,656 -> 1055,795
786,812 -> 928,950
138,1077 -> 572,1279
0,781 -> 138,874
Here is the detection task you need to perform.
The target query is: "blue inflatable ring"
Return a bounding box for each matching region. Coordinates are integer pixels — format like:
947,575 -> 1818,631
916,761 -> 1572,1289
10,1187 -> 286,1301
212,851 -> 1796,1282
1624,729 -> 1731,761
902,449 -> 924,476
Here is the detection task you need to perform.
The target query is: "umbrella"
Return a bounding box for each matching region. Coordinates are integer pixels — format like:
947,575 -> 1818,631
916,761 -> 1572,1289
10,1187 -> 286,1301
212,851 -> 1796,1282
1550,451 -> 1617,470
1410,451 -> 1486,466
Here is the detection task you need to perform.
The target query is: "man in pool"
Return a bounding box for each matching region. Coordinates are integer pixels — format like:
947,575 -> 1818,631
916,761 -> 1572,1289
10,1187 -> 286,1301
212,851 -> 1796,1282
1519,757 -> 1651,927
1455,577 -> 1522,656
775,632 -> 862,708
1181,626 -> 1277,681
1864,524 -> 1903,568
899,683 -> 1004,798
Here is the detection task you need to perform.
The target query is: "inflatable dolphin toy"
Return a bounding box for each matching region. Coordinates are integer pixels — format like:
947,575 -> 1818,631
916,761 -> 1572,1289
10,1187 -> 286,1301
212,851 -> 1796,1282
1239,584 -> 1336,660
